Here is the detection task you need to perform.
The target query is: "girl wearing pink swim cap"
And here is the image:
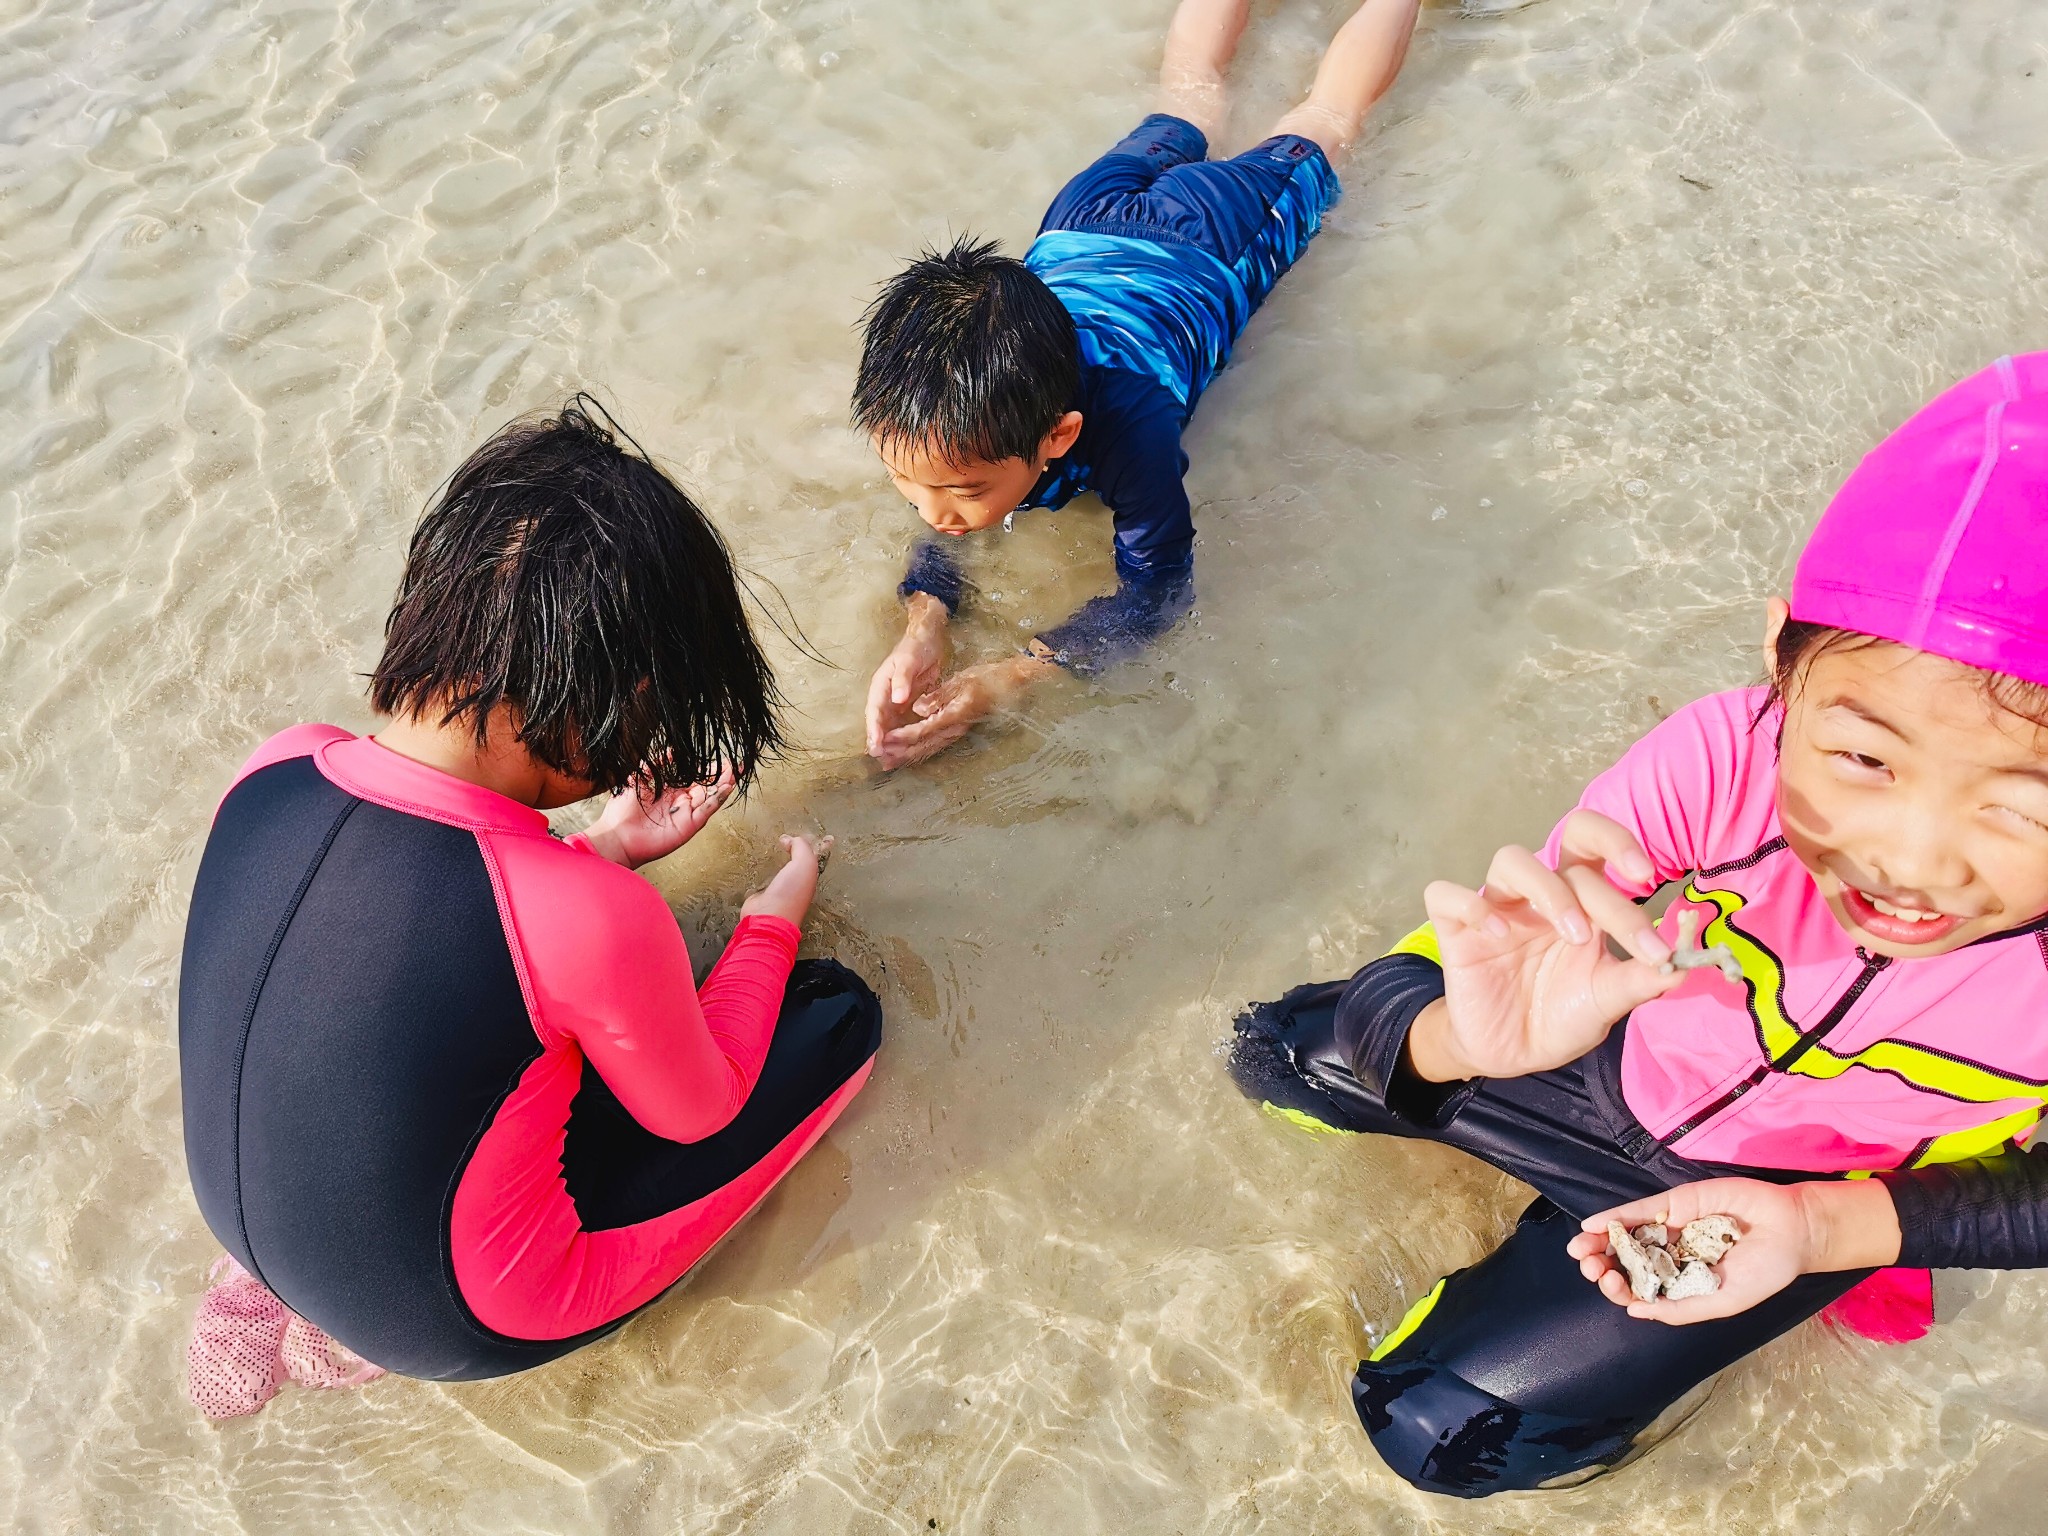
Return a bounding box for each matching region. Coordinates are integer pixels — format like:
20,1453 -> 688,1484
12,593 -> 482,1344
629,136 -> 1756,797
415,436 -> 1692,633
1230,354 -> 2048,1497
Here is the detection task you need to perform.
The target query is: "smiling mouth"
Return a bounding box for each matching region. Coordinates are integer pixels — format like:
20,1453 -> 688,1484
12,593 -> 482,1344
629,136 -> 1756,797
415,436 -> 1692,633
1838,884 -> 1966,945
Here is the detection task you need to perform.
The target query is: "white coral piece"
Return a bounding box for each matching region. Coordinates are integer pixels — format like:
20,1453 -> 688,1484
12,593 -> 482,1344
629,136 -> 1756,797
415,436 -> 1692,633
1606,1221 -> 1663,1301
1646,1244 -> 1679,1287
1677,1214 -> 1740,1266
1660,907 -> 1742,983
1609,1213 -> 1740,1300
1663,1260 -> 1721,1300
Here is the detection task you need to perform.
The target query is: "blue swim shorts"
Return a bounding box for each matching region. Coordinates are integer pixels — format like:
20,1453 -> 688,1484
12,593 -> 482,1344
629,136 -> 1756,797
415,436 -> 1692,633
1040,114 -> 1339,316
1029,114 -> 1341,409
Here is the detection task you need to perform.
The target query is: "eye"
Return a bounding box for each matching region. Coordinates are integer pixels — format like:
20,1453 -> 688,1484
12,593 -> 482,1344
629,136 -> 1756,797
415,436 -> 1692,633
1831,751 -> 1889,773
1994,804 -> 2048,835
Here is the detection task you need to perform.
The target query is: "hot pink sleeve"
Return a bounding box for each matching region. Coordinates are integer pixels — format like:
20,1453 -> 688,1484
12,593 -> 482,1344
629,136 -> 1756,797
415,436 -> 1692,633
696,916 -> 805,1066
1538,689 -> 1778,895
219,724 -> 353,811
484,833 -> 800,1142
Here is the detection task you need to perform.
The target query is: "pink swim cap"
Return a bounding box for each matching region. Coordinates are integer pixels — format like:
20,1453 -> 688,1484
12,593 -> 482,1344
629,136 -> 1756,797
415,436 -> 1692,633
1793,352 -> 2048,689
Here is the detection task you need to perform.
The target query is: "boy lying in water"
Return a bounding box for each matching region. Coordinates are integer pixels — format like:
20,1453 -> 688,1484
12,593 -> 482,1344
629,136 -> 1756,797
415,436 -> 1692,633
856,0 -> 1422,768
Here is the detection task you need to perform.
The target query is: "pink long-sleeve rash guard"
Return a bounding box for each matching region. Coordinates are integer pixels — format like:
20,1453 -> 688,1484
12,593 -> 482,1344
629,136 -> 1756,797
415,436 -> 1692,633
1539,690 -> 2048,1173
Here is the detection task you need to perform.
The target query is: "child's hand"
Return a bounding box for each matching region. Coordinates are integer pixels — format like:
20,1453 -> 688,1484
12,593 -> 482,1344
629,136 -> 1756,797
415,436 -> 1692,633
1567,1177 -> 1901,1325
871,654 -> 1053,770
1412,811 -> 1681,1081
866,597 -> 950,760
580,765 -> 736,870
872,664 -> 1000,769
739,833 -> 834,927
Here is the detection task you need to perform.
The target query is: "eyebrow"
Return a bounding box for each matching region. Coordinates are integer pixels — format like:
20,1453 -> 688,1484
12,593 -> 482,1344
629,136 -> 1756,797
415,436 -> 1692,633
1821,696 -> 1911,742
884,467 -> 985,492
1823,695 -> 2048,785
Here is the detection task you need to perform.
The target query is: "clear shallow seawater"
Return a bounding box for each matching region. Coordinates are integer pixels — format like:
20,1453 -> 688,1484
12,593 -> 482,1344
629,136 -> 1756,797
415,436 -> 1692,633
5,0 -> 2048,1530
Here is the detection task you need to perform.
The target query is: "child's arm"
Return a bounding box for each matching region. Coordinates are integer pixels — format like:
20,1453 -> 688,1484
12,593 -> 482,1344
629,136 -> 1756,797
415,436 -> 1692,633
1566,1175 -> 1903,1325
489,837 -> 820,1142
867,590 -> 953,761
1881,1147 -> 2048,1269
898,536 -> 965,614
1398,694 -> 1767,1085
868,532 -> 973,761
1035,381 -> 1196,672
1570,1102 -> 2048,1326
1404,811 -> 1684,1085
1034,567 -> 1195,674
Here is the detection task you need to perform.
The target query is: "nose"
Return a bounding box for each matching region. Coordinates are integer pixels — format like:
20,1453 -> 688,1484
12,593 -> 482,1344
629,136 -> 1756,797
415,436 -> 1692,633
1865,798 -> 1972,899
913,493 -> 963,533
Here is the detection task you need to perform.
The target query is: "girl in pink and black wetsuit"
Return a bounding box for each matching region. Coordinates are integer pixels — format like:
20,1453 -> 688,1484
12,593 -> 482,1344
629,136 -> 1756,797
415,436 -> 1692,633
1233,355 -> 2048,1496
179,404 -> 880,1383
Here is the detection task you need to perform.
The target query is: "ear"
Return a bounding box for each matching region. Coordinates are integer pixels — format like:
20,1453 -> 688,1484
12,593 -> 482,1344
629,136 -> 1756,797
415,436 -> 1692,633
1762,596 -> 1791,676
1040,411 -> 1084,462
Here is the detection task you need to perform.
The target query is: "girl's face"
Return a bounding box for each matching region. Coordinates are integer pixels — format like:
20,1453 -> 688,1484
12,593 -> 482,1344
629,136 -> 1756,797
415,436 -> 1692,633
1769,601 -> 2048,958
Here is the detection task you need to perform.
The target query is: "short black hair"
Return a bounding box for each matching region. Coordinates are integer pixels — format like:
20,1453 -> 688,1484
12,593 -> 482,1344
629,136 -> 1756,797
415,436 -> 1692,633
369,398 -> 783,797
852,234 -> 1080,465
1761,618 -> 2048,734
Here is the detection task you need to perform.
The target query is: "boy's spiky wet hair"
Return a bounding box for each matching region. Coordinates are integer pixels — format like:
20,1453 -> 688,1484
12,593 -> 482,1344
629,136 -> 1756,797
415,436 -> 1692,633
369,397 -> 784,797
852,234 -> 1080,466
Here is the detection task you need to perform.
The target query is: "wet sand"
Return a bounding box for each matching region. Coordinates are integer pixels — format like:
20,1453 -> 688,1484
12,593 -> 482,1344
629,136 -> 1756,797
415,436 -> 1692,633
4,0 -> 2048,1529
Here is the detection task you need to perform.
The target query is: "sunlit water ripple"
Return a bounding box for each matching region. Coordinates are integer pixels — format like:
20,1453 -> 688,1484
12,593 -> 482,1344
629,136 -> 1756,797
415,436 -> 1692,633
5,0 -> 2048,1530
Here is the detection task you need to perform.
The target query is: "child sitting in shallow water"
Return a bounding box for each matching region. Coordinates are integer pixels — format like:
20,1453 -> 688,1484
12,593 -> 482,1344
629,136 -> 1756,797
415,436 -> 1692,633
855,0 -> 1421,768
1233,354 -> 2048,1496
181,403 -> 881,1407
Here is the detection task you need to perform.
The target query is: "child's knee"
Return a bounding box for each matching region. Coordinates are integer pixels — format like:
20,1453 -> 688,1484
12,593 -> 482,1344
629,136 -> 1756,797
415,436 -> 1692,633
1224,994 -> 1298,1100
1225,981 -> 1345,1098
1226,976 -> 1414,1139
1352,1355 -> 1633,1498
1351,1241 -> 1647,1498
786,959 -> 884,1061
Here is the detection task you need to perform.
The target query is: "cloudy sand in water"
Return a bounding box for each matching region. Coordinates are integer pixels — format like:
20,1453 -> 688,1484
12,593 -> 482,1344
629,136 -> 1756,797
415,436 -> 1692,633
6,0 -> 2048,1529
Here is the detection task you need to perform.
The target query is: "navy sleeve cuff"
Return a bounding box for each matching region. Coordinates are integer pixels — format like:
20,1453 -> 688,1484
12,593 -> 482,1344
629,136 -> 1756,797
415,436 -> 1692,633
1333,953 -> 1471,1128
1880,1148 -> 2048,1269
1033,569 -> 1193,675
899,538 -> 964,613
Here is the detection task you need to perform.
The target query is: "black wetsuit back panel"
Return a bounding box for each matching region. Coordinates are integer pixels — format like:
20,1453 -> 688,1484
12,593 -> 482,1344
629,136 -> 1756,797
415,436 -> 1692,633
179,756 -> 595,1378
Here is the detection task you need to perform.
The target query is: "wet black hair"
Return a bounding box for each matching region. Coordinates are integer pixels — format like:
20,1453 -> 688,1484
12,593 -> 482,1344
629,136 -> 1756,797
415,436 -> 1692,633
1763,618 -> 2048,734
369,397 -> 784,797
851,234 -> 1080,466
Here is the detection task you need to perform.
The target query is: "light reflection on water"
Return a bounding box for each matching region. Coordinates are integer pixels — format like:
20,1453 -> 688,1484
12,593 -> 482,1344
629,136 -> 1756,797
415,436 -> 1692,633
4,0 -> 2048,1529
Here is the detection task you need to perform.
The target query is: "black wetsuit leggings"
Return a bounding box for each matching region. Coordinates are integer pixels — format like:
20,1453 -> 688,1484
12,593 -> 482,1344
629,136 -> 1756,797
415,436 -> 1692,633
561,960 -> 883,1235
1228,977 -> 1870,1499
